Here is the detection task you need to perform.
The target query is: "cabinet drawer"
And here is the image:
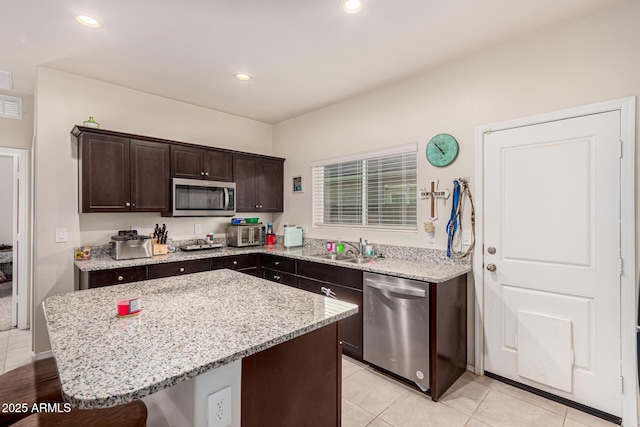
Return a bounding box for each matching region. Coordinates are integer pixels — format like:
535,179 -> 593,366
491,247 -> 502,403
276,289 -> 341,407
298,277 -> 363,360
263,269 -> 297,287
296,260 -> 363,290
261,254 -> 295,274
211,254 -> 259,271
87,266 -> 147,289
148,259 -> 210,279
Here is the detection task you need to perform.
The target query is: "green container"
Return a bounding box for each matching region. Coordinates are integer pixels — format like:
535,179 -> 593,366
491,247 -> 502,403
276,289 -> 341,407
245,217 -> 259,224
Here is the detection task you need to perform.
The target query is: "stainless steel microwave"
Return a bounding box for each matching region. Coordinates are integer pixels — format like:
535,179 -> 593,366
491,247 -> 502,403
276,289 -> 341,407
172,178 -> 236,217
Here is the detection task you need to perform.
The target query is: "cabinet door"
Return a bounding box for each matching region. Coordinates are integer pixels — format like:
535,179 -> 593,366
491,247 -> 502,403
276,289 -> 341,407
171,145 -> 204,179
131,139 -> 170,212
233,155 -> 258,211
297,260 -> 363,290
87,266 -> 147,289
298,277 -> 363,360
148,259 -> 210,279
256,159 -> 283,212
80,134 -> 130,212
210,254 -> 259,271
261,254 -> 295,274
204,150 -> 233,182
263,269 -> 297,287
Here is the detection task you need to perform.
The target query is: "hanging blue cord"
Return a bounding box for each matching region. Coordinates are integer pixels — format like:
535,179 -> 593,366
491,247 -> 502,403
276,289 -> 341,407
446,180 -> 461,257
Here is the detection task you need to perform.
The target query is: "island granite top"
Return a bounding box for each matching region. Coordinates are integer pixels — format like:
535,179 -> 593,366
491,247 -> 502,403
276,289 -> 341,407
43,269 -> 358,409
75,245 -> 471,283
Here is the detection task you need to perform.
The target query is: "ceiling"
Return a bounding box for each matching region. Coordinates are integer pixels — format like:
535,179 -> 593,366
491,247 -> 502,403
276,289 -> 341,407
1,0 -> 622,124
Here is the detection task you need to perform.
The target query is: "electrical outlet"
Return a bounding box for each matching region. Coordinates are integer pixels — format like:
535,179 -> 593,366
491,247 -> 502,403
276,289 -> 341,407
194,223 -> 202,234
462,230 -> 472,245
131,225 -> 141,235
427,231 -> 436,244
208,386 -> 231,427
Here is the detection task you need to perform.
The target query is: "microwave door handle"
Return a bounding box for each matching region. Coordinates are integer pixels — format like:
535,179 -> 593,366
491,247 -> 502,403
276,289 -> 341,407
249,228 -> 254,244
223,188 -> 229,210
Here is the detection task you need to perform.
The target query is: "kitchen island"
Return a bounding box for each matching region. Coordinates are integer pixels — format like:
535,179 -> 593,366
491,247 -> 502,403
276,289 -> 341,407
43,269 -> 358,426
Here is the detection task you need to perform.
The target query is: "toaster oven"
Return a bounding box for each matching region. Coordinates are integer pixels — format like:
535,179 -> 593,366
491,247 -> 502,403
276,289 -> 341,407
225,224 -> 263,247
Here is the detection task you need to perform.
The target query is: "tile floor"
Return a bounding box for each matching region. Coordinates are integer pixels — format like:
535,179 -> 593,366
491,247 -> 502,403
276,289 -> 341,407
0,327 -> 32,375
341,356 -> 619,427
0,331 -> 623,427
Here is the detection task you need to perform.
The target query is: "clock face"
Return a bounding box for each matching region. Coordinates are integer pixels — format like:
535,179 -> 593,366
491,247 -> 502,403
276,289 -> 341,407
426,133 -> 459,167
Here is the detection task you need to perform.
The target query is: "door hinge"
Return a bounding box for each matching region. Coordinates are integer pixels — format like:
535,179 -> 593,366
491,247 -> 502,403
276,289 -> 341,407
619,257 -> 623,276
620,376 -> 624,394
619,140 -> 623,158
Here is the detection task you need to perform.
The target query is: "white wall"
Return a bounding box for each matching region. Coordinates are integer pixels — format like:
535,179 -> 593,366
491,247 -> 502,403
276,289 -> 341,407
273,1 -> 640,368
33,68 -> 273,352
0,89 -> 34,151
273,0 -> 640,249
0,156 -> 13,244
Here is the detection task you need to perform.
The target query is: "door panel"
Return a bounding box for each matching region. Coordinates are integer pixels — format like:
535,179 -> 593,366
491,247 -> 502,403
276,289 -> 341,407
483,111 -> 621,416
131,139 -> 170,212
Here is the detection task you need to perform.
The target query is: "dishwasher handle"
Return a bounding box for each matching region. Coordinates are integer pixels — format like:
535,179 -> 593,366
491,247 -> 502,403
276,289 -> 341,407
365,279 -> 427,297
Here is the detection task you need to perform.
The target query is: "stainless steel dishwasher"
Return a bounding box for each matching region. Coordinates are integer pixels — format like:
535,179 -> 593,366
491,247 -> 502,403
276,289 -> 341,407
363,271 -> 430,391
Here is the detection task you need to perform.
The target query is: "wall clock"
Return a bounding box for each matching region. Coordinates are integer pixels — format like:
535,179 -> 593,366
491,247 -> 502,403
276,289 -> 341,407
426,133 -> 459,167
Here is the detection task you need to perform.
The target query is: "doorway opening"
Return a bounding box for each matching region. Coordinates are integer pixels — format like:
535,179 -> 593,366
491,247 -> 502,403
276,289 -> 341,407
0,148 -> 29,332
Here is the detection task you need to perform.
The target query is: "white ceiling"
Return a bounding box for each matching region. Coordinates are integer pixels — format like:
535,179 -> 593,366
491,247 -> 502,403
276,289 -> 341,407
1,0 -> 621,124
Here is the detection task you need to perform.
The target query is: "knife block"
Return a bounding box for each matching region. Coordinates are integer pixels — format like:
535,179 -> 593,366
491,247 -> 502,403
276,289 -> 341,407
152,240 -> 168,256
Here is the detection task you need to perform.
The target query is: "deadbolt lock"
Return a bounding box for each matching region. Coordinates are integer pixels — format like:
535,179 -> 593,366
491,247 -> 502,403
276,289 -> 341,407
487,246 -> 496,254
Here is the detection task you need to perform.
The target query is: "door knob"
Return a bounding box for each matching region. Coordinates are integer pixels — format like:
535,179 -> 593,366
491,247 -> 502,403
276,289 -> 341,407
487,246 -> 496,254
486,263 -> 497,272
179,268 -> 185,273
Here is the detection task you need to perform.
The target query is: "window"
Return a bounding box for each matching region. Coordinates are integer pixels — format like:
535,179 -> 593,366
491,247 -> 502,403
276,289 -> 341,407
312,143 -> 417,230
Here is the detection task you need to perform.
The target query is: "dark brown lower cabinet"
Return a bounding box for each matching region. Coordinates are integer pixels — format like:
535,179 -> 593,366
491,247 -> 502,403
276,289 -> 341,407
147,259 -> 210,279
242,322 -> 341,427
262,269 -> 298,287
298,277 -> 363,361
210,254 -> 259,276
81,266 -> 147,289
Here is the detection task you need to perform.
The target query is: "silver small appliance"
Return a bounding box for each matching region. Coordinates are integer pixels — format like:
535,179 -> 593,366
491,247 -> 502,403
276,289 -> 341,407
111,230 -> 152,260
226,223 -> 263,247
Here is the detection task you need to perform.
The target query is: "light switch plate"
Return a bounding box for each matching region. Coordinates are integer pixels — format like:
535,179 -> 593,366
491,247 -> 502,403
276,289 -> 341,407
462,230 -> 472,245
55,228 -> 68,243
195,223 -> 202,234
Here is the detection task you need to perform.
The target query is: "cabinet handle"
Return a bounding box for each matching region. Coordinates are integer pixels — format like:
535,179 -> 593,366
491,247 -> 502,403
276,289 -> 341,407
275,261 -> 280,266
233,261 -> 238,266
274,275 -> 281,280
321,286 -> 337,299
179,267 -> 185,273
259,205 -> 263,209
255,204 -> 259,208
201,171 -> 205,176
117,276 -> 124,281
205,172 -> 209,176
125,202 -> 131,207
132,203 -> 135,207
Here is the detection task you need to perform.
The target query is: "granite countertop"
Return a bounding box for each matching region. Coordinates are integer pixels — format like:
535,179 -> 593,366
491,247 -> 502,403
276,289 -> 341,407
43,269 -> 358,409
75,245 -> 471,283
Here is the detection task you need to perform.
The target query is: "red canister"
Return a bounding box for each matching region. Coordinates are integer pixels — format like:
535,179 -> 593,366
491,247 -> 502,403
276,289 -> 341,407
266,234 -> 276,246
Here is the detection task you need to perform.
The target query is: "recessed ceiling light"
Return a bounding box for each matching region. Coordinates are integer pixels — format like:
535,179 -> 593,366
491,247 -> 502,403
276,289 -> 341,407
76,15 -> 101,28
342,0 -> 363,14
234,73 -> 253,81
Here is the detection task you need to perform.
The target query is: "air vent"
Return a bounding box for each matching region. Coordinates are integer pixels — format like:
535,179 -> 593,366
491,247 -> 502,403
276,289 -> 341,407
0,94 -> 22,120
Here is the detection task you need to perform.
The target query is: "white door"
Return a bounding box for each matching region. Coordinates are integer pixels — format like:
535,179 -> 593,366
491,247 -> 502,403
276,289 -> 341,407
483,111 -> 621,416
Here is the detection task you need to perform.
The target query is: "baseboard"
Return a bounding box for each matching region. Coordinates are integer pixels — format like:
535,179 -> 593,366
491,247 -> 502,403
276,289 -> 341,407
32,350 -> 53,361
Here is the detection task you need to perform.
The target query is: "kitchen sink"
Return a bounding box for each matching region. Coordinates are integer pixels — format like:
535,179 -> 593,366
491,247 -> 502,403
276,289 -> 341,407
313,253 -> 372,264
341,257 -> 369,264
313,253 -> 353,261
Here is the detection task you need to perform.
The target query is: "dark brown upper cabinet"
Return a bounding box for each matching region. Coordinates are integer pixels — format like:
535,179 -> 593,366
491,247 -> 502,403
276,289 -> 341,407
171,145 -> 233,182
233,155 -> 284,212
76,130 -> 170,213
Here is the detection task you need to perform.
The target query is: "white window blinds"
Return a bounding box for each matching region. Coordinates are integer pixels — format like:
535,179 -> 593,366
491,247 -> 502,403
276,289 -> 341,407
312,144 -> 417,230
0,95 -> 22,120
